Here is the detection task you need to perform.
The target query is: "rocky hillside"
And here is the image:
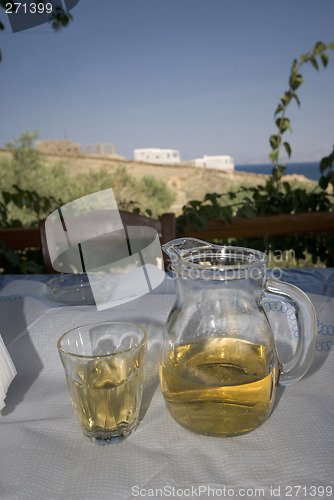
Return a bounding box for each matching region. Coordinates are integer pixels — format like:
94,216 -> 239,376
0,148 -> 315,215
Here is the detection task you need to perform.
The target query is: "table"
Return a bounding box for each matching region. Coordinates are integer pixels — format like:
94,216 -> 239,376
0,270 -> 333,500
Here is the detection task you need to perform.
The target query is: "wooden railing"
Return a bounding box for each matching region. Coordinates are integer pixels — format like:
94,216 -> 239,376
1,211 -> 333,270
0,226 -> 41,249
0,212 -> 176,273
177,211 -> 334,240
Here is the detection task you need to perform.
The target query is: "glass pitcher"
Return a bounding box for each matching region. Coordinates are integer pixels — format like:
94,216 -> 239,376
159,238 -> 316,436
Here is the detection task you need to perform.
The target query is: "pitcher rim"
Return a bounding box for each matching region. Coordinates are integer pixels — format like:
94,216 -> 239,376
162,238 -> 268,278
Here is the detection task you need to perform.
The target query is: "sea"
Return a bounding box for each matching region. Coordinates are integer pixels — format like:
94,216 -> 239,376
235,162 -> 320,181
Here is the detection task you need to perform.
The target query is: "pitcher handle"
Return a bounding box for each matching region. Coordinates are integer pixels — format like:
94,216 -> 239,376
264,278 -> 317,386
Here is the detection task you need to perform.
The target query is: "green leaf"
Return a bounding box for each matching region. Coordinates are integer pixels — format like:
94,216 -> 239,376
269,135 -> 279,149
290,74 -> 305,91
204,192 -> 221,204
189,200 -> 201,209
280,93 -> 289,105
319,176 -> 329,190
328,171 -> 334,185
327,42 -> 334,50
320,157 -> 329,173
219,206 -> 233,224
269,150 -> 279,164
309,56 -> 319,70
275,117 -> 292,134
299,52 -> 310,63
289,92 -> 301,107
10,218 -> 23,228
277,164 -> 287,175
313,41 -> 326,55
291,58 -> 298,70
238,205 -> 255,219
272,167 -> 281,180
283,142 -> 292,157
2,191 -> 12,204
321,53 -> 329,67
271,165 -> 286,182
274,104 -> 284,116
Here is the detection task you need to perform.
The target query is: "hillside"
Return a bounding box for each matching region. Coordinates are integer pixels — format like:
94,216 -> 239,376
0,148 -> 315,215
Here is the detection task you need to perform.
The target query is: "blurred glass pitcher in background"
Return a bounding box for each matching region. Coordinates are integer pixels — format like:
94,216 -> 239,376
159,238 -> 316,436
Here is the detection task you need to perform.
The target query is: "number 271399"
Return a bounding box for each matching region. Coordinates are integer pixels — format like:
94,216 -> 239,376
5,3 -> 53,14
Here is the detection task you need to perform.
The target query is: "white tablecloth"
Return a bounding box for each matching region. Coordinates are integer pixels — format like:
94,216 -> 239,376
0,272 -> 333,500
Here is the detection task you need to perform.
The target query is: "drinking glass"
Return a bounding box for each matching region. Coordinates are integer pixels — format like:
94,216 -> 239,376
58,321 -> 147,444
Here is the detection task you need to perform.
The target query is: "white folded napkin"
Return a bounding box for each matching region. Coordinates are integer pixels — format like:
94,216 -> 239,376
0,333 -> 17,411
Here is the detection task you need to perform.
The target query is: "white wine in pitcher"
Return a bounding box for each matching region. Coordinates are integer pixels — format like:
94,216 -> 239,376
161,239 -> 316,436
159,337 -> 280,436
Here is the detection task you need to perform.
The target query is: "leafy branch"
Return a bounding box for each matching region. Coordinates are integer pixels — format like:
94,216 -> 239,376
269,41 -> 334,187
319,145 -> 334,193
49,6 -> 73,31
0,185 -> 61,227
176,41 -> 334,266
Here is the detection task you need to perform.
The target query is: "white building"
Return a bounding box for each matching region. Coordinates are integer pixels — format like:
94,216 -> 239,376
194,155 -> 234,171
134,148 -> 181,164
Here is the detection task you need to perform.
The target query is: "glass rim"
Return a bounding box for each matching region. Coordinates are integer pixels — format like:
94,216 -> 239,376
57,320 -> 147,359
168,244 -> 268,277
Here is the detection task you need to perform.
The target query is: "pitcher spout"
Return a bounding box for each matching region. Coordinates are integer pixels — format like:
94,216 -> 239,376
162,237 -> 214,261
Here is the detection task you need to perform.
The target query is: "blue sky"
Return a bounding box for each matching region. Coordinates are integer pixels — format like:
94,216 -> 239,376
1,0 -> 333,164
